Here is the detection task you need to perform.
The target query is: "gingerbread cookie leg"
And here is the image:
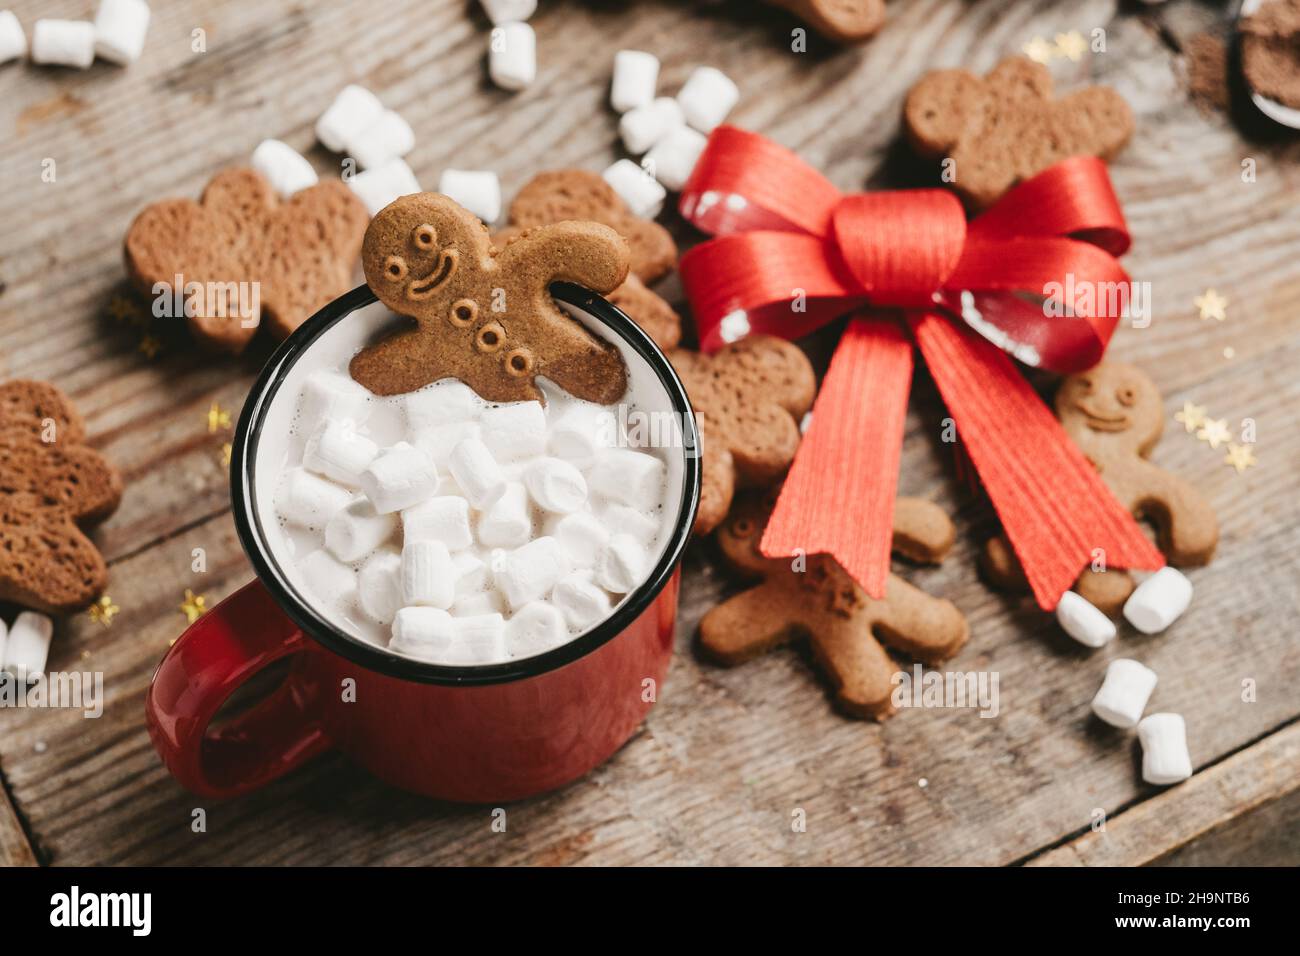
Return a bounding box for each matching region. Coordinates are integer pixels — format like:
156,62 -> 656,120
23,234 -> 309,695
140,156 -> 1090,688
812,615 -> 899,719
873,574 -> 969,665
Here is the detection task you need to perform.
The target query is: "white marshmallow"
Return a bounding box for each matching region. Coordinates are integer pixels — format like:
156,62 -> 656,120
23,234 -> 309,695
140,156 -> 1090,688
348,157 -> 421,217
524,457 -> 587,514
453,590 -> 504,617
448,437 -> 507,509
452,552 -> 490,597
677,66 -> 739,133
506,601 -> 568,656
401,539 -> 455,609
300,369 -> 372,425
405,381 -> 479,431
550,402 -> 615,463
488,21 -> 535,91
588,449 -> 665,507
358,551 -> 403,624
390,606 -> 456,659
619,96 -> 686,155
402,496 -> 474,551
1137,713 -> 1193,785
360,443 -> 439,514
596,533 -> 647,594
1123,567 -> 1193,634
496,536 -> 570,610
1091,659 -> 1158,729
325,496 -> 396,562
0,11 -> 27,64
93,0 -> 150,66
480,0 -> 537,25
645,124 -> 708,192
3,611 -> 53,681
602,158 -> 666,219
277,467 -> 352,528
602,504 -> 659,546
301,549 -> 359,614
477,481 -> 532,548
31,19 -> 95,69
480,402 -> 547,461
303,418 -> 379,487
414,421 -> 482,469
438,169 -> 502,225
251,139 -> 318,198
553,572 -> 612,631
349,109 -> 415,171
443,614 -> 508,665
611,50 -> 659,113
1055,590 -> 1116,649
550,511 -> 610,568
316,84 -> 385,153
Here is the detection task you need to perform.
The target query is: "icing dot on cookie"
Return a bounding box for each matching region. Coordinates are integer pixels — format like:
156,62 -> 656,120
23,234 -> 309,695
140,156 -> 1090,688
504,348 -> 534,377
475,322 -> 505,353
413,223 -> 437,248
384,255 -> 407,280
450,299 -> 477,327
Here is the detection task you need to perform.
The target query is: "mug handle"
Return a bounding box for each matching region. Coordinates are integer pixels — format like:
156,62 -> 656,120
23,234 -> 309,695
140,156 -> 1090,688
145,580 -> 333,798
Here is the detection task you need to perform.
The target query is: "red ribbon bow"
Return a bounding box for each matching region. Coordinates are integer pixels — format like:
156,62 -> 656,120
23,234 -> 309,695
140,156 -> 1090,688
678,126 -> 1164,610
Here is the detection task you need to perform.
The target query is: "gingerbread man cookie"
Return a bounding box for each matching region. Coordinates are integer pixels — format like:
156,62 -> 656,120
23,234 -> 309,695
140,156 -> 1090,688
350,192 -> 631,404
701,489 -> 968,720
493,170 -> 682,350
981,363 -> 1218,614
766,0 -> 887,44
0,380 -> 123,614
125,168 -> 368,353
669,336 -> 816,536
904,55 -> 1134,209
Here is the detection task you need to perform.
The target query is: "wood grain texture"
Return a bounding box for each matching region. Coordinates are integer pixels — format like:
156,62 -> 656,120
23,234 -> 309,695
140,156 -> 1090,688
0,0 -> 1297,865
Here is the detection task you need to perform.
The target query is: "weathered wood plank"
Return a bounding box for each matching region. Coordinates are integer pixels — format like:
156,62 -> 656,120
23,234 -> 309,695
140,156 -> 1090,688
0,783 -> 37,866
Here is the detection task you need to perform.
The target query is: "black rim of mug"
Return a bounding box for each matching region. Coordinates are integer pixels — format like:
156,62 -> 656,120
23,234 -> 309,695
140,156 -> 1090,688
229,282 -> 702,686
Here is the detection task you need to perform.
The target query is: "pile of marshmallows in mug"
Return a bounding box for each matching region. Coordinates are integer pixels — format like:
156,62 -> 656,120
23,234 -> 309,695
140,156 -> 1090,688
0,1 -> 149,68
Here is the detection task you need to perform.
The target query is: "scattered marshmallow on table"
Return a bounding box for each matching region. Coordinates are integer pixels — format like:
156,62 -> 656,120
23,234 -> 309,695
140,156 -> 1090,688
303,418 -> 378,487
1055,590 -> 1116,648
401,540 -> 455,609
316,84 -> 385,153
496,536 -> 569,610
480,402 -> 547,461
620,96 -> 685,155
31,19 -> 95,69
589,449 -> 666,507
506,600 -> 568,656
488,21 -> 535,91
524,457 -> 587,514
611,50 -> 659,113
349,110 -> 415,171
438,169 -> 502,225
402,495 -> 474,551
645,125 -> 708,192
596,533 -> 648,594
93,0 -> 150,66
300,369 -> 372,425
358,551 -> 404,624
550,511 -> 610,569
360,443 -> 440,514
325,497 -> 396,563
1123,567 -> 1193,634
1091,658 -> 1158,729
602,158 -> 666,220
553,571 -> 612,630
251,138 -> 319,198
478,482 -> 532,548
1137,712 -> 1193,785
0,10 -> 28,64
277,468 -> 352,528
480,0 -> 537,25
301,549 -> 359,613
677,66 -> 739,133
447,437 -> 506,509
348,157 -> 421,217
3,611 -> 53,681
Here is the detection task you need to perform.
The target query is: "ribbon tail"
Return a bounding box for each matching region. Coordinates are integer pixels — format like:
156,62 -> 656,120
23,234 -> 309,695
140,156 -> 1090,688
760,317 -> 913,599
911,312 -> 1165,610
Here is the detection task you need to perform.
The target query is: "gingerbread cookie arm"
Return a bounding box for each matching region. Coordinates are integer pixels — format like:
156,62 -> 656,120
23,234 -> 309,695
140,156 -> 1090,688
873,574 -> 969,665
892,497 -> 956,564
1126,463 -> 1219,566
699,580 -> 804,664
497,221 -> 630,297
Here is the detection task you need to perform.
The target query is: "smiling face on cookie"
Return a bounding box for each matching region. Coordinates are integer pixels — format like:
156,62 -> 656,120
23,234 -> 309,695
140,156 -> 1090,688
362,193 -> 491,313
1056,362 -> 1163,456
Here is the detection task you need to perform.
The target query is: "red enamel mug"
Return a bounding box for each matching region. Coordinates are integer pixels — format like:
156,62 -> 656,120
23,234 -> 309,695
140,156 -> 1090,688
145,283 -> 701,802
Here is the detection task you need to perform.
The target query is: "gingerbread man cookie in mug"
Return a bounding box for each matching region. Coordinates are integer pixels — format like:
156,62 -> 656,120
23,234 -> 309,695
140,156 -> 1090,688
982,363 -> 1218,614
701,488 -> 968,720
350,193 -> 631,405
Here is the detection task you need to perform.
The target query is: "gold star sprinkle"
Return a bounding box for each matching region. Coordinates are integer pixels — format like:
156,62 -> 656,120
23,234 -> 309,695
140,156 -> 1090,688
88,594 -> 120,628
1054,31 -> 1088,61
1174,401 -> 1208,434
180,589 -> 207,623
206,401 -> 231,433
138,334 -> 163,359
1194,288 -> 1228,322
1224,443 -> 1257,474
220,442 -> 232,466
108,294 -> 142,325
1023,36 -> 1056,64
1196,417 -> 1231,449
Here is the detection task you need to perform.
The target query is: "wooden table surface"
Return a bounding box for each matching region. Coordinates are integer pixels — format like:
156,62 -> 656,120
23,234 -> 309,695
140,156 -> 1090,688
1,0 -> 1297,867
